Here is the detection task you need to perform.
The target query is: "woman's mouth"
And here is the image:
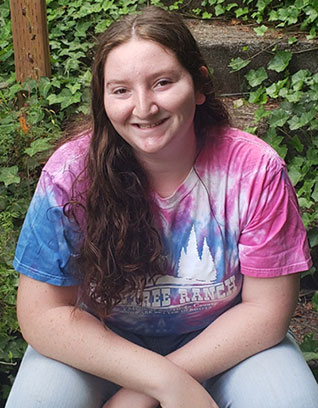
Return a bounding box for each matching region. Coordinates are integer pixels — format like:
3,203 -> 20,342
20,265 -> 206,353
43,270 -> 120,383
134,118 -> 167,129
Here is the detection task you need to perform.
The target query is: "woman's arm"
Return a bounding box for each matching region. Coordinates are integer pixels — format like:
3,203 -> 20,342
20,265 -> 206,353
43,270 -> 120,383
166,273 -> 300,382
102,272 -> 299,407
17,274 -> 216,408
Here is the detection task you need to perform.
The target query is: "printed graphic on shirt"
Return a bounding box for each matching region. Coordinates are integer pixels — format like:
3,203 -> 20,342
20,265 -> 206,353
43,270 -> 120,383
108,214 -> 242,334
178,225 -> 217,282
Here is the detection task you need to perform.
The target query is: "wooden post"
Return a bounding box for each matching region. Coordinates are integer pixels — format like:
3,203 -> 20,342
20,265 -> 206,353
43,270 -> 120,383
10,0 -> 51,82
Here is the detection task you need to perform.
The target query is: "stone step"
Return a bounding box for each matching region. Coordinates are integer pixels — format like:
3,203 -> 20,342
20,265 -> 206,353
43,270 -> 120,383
222,97 -> 260,133
187,19 -> 318,95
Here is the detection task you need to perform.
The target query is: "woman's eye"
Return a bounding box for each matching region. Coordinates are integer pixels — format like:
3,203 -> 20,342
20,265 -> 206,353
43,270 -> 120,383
156,80 -> 171,88
113,88 -> 127,95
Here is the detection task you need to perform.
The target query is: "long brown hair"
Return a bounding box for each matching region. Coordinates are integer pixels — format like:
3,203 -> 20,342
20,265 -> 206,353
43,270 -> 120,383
68,6 -> 230,318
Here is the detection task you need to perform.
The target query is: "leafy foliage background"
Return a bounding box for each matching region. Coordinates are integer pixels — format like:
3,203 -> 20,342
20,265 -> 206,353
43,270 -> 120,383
0,0 -> 317,404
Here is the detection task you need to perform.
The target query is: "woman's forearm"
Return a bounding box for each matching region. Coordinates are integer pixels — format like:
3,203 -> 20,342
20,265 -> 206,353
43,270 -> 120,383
20,303 -> 190,400
166,302 -> 285,382
166,274 -> 299,382
17,276 -> 199,403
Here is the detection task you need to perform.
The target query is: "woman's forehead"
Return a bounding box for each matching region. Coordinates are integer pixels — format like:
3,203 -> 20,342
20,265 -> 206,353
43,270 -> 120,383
106,38 -> 175,62
103,39 -> 182,80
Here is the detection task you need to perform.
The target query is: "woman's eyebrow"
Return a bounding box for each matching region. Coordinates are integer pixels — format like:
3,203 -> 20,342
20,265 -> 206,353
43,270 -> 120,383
105,79 -> 127,88
105,68 -> 180,88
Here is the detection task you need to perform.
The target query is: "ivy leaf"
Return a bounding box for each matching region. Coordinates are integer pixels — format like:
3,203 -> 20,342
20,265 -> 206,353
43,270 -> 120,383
254,105 -> 271,122
256,0 -> 271,14
302,351 -> 318,361
229,57 -> 250,72
95,19 -> 112,34
290,135 -> 304,153
308,83 -> 318,101
288,36 -> 298,45
38,77 -> 52,98
298,180 -> 315,200
268,109 -> 289,127
245,67 -> 268,87
79,69 -> 92,86
235,7 -> 249,18
244,126 -> 257,134
268,50 -> 292,72
25,138 -> 52,157
268,9 -> 278,21
291,69 -> 309,90
306,28 -> 316,40
288,166 -> 302,186
305,5 -> 318,24
308,228 -> 318,248
266,83 -> 280,98
277,6 -> 299,25
8,83 -> 22,98
61,92 -> 81,109
262,129 -> 287,158
253,25 -> 268,36
288,111 -> 316,130
248,86 -> 267,104
47,88 -> 82,109
215,5 -> 225,16
298,197 -> 313,209
286,91 -> 302,103
75,21 -> 91,38
67,82 -> 81,94
202,12 -> 212,19
312,181 -> 318,202
288,115 -> 301,130
192,8 -> 202,16
225,3 -> 237,12
266,78 -> 288,98
307,147 -> 318,165
0,166 -> 20,187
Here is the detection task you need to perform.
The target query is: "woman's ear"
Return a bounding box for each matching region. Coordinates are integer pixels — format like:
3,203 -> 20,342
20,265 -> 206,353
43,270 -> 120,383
200,66 -> 209,77
195,66 -> 209,105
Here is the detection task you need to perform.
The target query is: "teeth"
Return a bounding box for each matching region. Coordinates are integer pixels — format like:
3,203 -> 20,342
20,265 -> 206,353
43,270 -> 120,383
138,119 -> 164,129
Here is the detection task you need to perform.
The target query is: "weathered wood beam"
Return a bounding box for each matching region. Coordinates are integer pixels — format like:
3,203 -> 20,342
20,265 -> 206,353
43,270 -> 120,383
10,0 -> 51,82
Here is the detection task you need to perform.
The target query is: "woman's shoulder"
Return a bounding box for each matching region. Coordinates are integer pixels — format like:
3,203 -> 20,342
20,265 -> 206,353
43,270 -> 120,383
214,127 -> 282,157
202,127 -> 285,173
43,132 -> 91,183
224,127 -> 280,152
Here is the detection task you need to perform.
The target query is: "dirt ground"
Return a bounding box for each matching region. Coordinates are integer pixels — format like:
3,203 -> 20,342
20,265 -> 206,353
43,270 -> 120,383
290,290 -> 318,372
290,290 -> 318,344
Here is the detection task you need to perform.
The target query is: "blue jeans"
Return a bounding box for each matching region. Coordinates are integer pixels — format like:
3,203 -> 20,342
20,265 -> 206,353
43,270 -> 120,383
5,329 -> 318,408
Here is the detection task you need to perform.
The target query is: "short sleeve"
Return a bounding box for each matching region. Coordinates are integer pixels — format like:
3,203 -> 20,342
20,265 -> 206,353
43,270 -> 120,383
239,165 -> 312,277
13,170 -> 82,286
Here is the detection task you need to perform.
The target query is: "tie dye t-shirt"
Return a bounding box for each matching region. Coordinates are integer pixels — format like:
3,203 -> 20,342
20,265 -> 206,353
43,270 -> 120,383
13,128 -> 312,335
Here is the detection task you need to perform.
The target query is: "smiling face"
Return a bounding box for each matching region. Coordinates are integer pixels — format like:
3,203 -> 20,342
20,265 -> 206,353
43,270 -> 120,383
103,38 -> 205,162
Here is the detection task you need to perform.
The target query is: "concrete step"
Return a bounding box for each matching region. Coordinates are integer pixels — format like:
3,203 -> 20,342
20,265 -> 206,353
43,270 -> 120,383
187,19 -> 318,95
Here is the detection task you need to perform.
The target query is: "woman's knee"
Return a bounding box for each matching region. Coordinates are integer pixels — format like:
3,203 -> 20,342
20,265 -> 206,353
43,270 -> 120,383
5,346 -> 110,408
207,335 -> 318,408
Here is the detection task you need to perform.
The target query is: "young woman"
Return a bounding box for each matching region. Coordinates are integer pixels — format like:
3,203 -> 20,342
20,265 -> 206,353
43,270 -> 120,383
6,6 -> 318,408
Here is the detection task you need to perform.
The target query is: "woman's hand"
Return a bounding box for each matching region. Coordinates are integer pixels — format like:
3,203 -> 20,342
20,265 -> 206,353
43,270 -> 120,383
161,389 -> 218,408
102,388 -> 159,408
160,371 -> 218,408
102,383 -> 218,408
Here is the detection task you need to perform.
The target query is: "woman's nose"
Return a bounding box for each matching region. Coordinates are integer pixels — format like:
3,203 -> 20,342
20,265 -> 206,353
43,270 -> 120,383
132,89 -> 159,118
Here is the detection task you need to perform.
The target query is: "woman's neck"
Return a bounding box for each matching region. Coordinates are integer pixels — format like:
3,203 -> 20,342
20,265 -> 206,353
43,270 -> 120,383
136,137 -> 197,198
